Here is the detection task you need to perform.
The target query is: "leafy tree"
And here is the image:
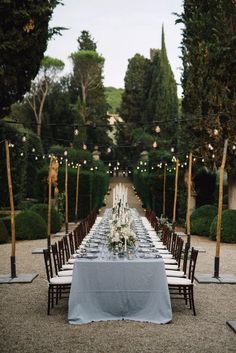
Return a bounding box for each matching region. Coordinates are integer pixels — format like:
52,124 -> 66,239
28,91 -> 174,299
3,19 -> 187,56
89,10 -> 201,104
146,27 -> 179,148
0,0 -> 62,118
177,0 -> 236,208
105,87 -> 124,113
77,30 -> 97,51
41,79 -> 76,149
26,56 -> 65,137
70,50 -> 105,121
70,31 -> 111,150
118,29 -> 178,166
120,54 -> 151,124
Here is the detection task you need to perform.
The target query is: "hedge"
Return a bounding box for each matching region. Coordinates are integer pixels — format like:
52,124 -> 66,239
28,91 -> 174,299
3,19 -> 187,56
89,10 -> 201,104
30,204 -> 62,233
0,219 -> 9,244
133,168 -> 185,221
35,167 -> 109,221
15,210 -> 47,240
210,209 -> 236,243
190,205 -> 218,236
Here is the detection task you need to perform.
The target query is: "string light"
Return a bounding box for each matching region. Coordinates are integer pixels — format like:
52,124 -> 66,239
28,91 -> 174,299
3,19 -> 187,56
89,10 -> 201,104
83,143 -> 87,150
32,148 -> 35,153
153,141 -> 157,148
171,147 -> 175,152
208,143 -> 214,150
155,125 -> 161,133
64,150 -> 68,156
213,129 -> 219,136
22,134 -> 27,142
74,127 -> 79,136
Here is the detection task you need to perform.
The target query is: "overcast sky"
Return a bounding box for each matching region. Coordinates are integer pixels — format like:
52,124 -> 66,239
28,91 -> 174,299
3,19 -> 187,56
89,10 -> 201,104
46,0 -> 184,96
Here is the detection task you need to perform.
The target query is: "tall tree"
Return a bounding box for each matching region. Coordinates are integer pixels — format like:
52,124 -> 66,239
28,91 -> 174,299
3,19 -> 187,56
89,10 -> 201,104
146,26 -> 179,147
178,0 -> 236,208
77,30 -> 97,51
120,54 -> 151,124
70,31 -> 111,150
0,0 -> 62,118
26,56 -> 65,137
70,50 -> 105,122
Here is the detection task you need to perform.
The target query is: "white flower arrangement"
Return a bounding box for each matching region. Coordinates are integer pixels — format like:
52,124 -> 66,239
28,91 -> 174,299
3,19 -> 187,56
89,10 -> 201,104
108,209 -> 137,252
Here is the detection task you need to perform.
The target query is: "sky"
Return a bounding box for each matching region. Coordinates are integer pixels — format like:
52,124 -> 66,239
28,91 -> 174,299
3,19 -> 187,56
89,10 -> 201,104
46,0 -> 184,96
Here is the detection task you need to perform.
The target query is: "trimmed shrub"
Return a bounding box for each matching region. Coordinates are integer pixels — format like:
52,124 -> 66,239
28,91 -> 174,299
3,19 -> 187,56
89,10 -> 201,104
1,216 -> 11,235
15,211 -> 47,240
190,205 -> 218,236
30,204 -> 62,234
210,209 -> 236,243
18,199 -> 38,210
0,219 -> 9,243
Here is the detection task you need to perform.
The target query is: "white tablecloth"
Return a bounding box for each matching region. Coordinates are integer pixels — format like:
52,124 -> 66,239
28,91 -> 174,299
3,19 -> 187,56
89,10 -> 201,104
68,257 -> 172,325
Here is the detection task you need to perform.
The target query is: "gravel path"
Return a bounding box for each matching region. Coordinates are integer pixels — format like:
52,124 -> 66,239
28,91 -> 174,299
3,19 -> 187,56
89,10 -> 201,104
0,177 -> 235,353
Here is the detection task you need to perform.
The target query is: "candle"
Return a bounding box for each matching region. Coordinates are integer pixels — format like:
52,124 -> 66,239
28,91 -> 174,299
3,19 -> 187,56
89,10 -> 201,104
124,237 -> 127,252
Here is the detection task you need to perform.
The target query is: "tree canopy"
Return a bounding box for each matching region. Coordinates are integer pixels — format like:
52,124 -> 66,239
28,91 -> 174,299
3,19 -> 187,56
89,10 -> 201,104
177,0 -> 236,171
0,0 -> 62,118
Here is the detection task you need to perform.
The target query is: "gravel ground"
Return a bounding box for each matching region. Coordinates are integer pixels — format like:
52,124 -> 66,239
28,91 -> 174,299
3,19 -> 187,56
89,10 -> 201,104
0,178 -> 236,353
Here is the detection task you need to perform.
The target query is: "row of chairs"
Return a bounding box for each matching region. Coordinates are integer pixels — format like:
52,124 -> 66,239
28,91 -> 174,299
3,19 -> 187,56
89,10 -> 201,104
43,208 -> 99,315
145,209 -> 199,316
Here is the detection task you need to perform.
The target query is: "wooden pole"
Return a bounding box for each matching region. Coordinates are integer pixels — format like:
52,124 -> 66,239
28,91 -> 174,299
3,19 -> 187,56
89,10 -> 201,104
5,140 -> 16,278
172,159 -> 179,230
75,165 -> 80,223
186,152 -> 193,247
214,138 -> 228,278
65,159 -> 68,234
47,157 -> 52,249
162,164 -> 166,217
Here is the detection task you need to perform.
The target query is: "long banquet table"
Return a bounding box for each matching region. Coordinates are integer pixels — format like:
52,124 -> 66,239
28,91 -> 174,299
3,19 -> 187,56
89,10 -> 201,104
68,209 -> 172,325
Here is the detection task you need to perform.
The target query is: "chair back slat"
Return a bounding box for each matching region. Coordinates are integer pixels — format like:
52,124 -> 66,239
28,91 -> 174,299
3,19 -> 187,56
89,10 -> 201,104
58,239 -> 65,265
43,248 -> 53,281
63,235 -> 70,261
182,243 -> 190,275
175,237 -> 184,267
51,243 -> 60,274
68,232 -> 75,255
188,247 -> 199,282
170,233 -> 177,255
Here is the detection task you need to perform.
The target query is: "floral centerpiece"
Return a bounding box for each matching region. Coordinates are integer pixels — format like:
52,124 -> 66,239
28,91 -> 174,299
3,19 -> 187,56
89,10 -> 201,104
108,201 -> 137,253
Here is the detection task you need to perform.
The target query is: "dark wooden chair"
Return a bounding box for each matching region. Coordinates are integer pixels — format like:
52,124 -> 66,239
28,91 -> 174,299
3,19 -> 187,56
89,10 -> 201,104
167,247 -> 199,315
51,243 -> 73,277
58,239 -> 74,271
43,248 -> 72,315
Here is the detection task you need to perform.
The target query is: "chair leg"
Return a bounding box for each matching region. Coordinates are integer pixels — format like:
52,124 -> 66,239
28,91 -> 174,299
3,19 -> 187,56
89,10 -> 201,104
190,287 -> 196,316
183,286 -> 188,305
47,287 -> 51,315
